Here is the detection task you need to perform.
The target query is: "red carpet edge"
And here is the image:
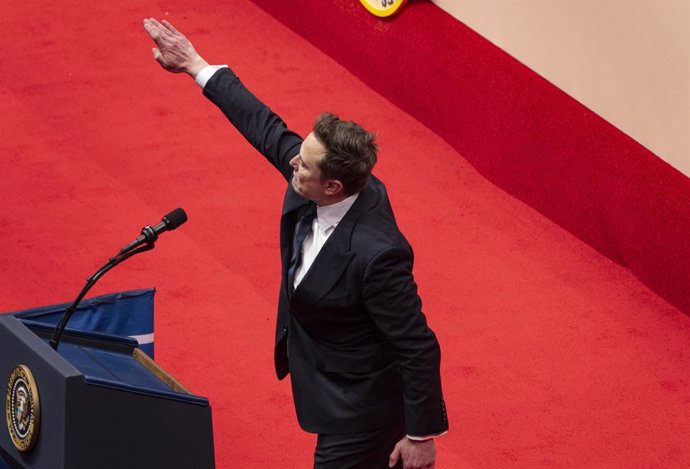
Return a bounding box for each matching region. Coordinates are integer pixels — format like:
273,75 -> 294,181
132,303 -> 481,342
247,0 -> 690,315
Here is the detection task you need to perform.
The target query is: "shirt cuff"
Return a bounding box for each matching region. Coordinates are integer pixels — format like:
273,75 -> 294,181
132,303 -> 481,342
195,64 -> 228,89
406,431 -> 448,441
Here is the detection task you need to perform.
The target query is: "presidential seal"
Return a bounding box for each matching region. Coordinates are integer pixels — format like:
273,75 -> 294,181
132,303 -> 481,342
360,0 -> 408,18
5,365 -> 41,452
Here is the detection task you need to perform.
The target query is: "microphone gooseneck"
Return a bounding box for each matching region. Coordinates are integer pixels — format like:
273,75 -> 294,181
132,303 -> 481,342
49,208 -> 188,351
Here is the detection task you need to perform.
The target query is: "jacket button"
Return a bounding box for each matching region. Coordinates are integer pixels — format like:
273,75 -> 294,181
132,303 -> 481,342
282,325 -> 288,332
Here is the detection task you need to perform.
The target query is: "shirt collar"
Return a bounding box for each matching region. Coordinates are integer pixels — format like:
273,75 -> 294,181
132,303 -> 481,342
316,193 -> 359,232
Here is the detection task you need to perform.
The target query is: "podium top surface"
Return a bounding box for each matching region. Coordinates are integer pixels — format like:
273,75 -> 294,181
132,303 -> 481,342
12,318 -> 208,406
58,340 -> 168,390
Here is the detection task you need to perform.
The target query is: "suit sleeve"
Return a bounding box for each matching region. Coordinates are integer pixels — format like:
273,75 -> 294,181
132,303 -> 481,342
362,247 -> 449,436
202,67 -> 302,181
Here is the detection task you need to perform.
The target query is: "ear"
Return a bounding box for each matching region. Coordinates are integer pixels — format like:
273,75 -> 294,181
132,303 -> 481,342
323,179 -> 344,196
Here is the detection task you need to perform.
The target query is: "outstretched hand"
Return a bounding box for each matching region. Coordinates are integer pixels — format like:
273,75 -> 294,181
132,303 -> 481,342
143,18 -> 208,77
389,437 -> 436,469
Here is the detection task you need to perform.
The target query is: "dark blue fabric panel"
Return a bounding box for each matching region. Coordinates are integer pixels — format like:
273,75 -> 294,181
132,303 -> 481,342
1,290 -> 156,468
10,289 -> 155,357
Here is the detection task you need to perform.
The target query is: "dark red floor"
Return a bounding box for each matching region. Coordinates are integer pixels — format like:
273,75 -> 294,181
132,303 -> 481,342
1,1 -> 688,467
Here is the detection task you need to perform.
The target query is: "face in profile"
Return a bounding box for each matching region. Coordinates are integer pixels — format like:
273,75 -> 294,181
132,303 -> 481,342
290,133 -> 329,203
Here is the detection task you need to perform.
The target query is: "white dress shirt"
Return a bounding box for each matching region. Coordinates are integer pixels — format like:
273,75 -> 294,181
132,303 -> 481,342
195,65 -> 228,88
293,193 -> 359,289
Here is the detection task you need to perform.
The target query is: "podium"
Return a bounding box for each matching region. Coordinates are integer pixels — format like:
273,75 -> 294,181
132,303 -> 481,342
0,315 -> 215,469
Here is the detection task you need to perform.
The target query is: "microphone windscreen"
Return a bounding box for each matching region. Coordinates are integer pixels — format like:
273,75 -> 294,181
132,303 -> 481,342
162,208 -> 188,230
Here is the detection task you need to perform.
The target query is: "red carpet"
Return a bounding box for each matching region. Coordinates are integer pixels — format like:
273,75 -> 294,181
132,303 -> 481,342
249,0 -> 690,317
1,0 -> 688,467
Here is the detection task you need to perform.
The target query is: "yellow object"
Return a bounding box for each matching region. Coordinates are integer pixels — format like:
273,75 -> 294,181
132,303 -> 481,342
360,0 -> 408,18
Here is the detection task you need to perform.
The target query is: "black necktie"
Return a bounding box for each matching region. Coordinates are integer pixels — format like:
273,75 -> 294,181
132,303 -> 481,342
288,204 -> 317,294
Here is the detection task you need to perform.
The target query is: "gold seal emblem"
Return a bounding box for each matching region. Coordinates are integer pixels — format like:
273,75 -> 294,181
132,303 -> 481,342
360,0 -> 408,18
5,365 -> 41,452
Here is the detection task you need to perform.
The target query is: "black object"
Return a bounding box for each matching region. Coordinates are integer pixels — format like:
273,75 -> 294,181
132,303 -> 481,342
0,316 -> 215,469
120,208 -> 188,254
287,203 -> 316,295
49,208 -> 187,351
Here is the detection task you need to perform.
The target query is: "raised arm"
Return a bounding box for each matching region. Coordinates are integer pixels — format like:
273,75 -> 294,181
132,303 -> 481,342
143,18 -> 209,77
143,18 -> 301,179
202,68 -> 301,180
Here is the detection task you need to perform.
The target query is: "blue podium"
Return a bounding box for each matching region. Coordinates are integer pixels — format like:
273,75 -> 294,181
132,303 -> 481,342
0,315 -> 215,469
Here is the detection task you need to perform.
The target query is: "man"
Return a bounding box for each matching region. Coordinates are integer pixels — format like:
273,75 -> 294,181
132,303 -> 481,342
143,18 -> 448,469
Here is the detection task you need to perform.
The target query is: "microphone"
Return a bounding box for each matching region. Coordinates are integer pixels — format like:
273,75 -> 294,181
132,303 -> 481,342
119,208 -> 188,254
50,207 -> 188,350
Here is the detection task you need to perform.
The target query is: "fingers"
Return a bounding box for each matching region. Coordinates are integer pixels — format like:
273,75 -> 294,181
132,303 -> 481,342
144,18 -> 169,46
145,17 -> 164,30
389,445 -> 401,468
162,19 -> 180,35
144,18 -> 175,42
143,18 -> 159,40
151,47 -> 170,70
152,47 -> 163,62
147,18 -> 181,40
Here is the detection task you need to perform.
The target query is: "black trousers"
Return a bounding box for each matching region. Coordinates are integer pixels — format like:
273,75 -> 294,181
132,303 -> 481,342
313,418 -> 405,469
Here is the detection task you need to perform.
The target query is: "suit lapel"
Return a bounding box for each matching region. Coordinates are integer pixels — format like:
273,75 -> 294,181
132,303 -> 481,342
288,186 -> 377,312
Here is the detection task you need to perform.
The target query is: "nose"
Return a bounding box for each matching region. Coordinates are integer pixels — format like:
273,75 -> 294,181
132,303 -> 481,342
289,155 -> 299,170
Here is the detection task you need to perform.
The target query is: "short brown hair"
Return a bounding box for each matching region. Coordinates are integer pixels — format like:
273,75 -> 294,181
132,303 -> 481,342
312,113 -> 378,195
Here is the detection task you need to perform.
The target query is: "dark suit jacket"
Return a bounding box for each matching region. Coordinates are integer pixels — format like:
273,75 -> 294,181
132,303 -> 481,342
204,68 -> 448,436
